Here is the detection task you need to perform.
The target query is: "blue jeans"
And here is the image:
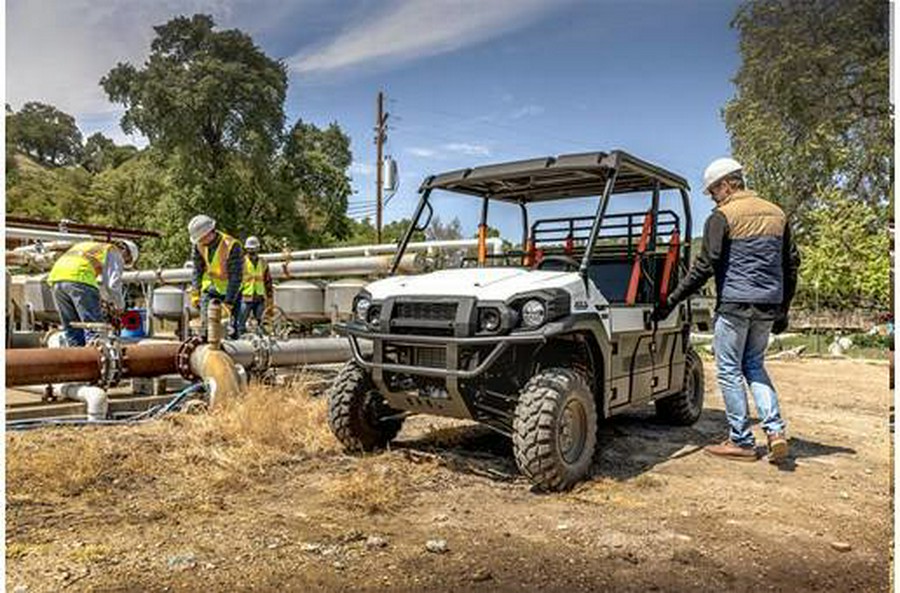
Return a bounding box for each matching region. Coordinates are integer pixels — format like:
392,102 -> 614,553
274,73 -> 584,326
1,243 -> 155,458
713,312 -> 786,447
51,282 -> 102,346
199,292 -> 241,340
238,298 -> 266,336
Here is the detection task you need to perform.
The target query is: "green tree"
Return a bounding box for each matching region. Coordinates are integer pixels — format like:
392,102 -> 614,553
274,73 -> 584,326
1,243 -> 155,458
798,191 -> 889,310
81,132 -> 138,173
100,14 -> 290,263
724,0 -> 891,222
342,217 -> 424,246
7,102 -> 84,166
282,120 -> 354,244
426,215 -> 463,241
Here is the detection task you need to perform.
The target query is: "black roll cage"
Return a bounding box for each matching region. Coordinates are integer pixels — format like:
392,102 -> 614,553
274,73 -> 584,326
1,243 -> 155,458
389,150 -> 693,281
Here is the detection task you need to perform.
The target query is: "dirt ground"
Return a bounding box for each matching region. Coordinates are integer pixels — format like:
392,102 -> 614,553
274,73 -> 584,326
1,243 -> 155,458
6,358 -> 893,592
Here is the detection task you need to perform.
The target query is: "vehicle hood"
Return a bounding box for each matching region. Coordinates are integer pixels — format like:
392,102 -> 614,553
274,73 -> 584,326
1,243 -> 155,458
364,267 -> 579,301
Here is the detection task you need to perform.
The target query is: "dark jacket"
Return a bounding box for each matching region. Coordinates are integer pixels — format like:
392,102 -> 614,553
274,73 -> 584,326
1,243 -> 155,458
191,232 -> 244,306
668,190 -> 800,319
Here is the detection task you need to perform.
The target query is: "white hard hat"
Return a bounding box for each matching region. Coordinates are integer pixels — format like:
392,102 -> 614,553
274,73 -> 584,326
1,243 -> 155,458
118,239 -> 139,267
188,214 -> 216,244
702,157 -> 743,194
245,235 -> 260,251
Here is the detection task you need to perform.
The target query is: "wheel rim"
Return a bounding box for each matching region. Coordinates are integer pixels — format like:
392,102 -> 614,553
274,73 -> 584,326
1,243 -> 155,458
558,398 -> 588,464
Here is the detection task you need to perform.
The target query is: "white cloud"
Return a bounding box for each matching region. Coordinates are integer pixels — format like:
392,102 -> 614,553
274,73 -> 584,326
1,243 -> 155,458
407,147 -> 437,158
509,104 -> 545,119
290,0 -> 565,74
443,142 -> 491,157
6,0 -> 306,120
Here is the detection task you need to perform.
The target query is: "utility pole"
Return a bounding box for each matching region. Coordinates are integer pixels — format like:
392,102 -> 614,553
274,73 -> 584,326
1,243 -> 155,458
374,91 -> 389,244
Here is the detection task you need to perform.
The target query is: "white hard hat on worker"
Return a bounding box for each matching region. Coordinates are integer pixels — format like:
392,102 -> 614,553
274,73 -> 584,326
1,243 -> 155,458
188,214 -> 216,245
702,157 -> 743,197
117,239 -> 139,268
244,235 -> 260,251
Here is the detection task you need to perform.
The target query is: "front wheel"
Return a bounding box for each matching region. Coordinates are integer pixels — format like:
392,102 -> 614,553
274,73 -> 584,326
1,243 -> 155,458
327,362 -> 404,452
655,348 -> 704,425
512,368 -> 597,492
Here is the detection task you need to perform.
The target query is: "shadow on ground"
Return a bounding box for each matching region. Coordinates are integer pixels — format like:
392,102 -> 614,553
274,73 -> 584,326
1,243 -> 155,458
394,408 -> 856,484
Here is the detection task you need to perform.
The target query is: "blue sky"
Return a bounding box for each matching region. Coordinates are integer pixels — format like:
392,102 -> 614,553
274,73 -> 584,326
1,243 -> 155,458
7,0 -> 743,241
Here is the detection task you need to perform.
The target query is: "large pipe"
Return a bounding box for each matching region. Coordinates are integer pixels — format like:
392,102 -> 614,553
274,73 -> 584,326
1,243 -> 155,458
5,342 -> 180,387
260,238 -> 503,262
219,336 -> 371,370
121,253 -> 424,285
6,228 -> 94,243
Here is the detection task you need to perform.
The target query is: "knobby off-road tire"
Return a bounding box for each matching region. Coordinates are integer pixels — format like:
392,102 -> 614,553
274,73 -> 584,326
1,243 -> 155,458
655,347 -> 704,425
512,368 -> 598,492
327,362 -> 404,452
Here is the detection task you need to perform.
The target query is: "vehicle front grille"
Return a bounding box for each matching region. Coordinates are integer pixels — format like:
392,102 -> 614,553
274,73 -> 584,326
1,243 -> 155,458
390,301 -> 458,336
394,302 -> 457,322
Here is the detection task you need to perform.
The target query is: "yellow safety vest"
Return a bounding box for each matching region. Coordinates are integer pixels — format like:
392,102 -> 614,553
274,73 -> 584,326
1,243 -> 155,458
199,233 -> 239,295
241,256 -> 267,299
48,241 -> 112,288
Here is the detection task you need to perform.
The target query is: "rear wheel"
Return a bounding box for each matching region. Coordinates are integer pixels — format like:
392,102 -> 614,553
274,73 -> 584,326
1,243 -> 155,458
512,368 -> 597,491
655,348 -> 704,425
327,362 -> 404,452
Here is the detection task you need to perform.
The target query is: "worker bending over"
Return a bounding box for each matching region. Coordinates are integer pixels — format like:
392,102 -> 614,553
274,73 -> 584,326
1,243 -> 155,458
48,239 -> 139,346
188,214 -> 243,339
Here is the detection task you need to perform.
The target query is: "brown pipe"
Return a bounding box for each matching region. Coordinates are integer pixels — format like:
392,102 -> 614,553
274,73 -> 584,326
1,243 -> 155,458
122,343 -> 180,377
6,342 -> 181,387
6,347 -> 101,386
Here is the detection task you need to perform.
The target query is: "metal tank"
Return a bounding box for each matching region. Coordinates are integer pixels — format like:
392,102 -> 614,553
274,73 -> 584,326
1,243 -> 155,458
274,280 -> 326,322
152,286 -> 190,321
23,276 -> 59,323
324,278 -> 368,322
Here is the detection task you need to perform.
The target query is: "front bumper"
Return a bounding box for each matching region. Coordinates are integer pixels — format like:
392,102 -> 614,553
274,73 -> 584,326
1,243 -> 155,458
338,320 -> 568,380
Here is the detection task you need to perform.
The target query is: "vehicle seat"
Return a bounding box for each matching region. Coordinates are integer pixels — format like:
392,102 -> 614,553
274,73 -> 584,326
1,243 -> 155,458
586,260 -> 634,303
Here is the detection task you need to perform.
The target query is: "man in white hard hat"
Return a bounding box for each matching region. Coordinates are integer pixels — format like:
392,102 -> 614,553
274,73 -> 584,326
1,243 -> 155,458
47,239 -> 138,346
188,214 -> 243,339
652,157 -> 800,464
238,235 -> 274,336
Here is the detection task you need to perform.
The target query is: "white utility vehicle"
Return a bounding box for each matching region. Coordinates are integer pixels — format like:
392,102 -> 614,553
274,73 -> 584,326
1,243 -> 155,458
327,150 -> 704,491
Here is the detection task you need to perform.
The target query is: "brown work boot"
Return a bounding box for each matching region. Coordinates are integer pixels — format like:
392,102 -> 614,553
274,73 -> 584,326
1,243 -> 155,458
766,432 -> 789,464
704,440 -> 758,462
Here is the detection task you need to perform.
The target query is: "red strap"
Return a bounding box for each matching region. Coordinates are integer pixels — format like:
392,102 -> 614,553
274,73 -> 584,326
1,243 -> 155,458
625,211 -> 653,305
659,230 -> 680,303
564,234 -> 575,255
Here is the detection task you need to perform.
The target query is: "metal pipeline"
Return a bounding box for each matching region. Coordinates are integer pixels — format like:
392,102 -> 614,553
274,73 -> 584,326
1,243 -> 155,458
259,238 -> 503,262
120,253 -> 424,285
6,342 -> 181,387
6,335 -> 361,388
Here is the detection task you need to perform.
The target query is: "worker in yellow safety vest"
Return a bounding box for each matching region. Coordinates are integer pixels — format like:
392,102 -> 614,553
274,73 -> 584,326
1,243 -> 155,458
238,235 -> 274,336
48,239 -> 139,346
188,214 -> 243,339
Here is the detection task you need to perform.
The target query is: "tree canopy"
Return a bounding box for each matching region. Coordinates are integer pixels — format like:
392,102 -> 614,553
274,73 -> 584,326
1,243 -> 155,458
7,102 -> 84,167
725,0 -> 891,310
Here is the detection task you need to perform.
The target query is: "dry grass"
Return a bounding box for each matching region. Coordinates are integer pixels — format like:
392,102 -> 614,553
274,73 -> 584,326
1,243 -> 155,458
321,462 -> 404,515
7,379 -> 339,501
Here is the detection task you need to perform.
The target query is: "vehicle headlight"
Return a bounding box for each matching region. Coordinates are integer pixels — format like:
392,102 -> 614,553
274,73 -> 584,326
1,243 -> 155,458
478,307 -> 501,332
367,305 -> 382,328
354,296 -> 371,323
521,299 -> 547,328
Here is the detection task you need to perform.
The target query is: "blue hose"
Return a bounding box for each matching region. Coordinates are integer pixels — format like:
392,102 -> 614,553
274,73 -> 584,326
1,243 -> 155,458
6,383 -> 207,431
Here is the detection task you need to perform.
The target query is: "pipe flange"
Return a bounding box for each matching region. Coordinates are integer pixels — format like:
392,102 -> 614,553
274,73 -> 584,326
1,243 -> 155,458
95,337 -> 124,388
248,334 -> 272,374
176,336 -> 204,381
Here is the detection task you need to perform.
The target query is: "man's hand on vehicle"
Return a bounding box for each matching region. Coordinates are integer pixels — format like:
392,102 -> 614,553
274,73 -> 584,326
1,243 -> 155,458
650,298 -> 674,322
